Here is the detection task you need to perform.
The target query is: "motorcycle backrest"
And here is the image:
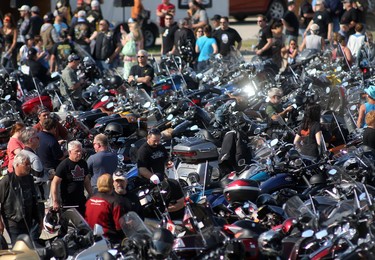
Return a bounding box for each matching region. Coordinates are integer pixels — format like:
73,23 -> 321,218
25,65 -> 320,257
13,234 -> 34,250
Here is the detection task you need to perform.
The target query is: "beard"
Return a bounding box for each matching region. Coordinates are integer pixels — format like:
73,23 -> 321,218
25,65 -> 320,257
115,186 -> 126,195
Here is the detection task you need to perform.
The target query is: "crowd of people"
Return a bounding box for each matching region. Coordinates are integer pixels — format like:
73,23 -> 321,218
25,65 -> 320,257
0,105 -> 184,245
0,0 -> 375,248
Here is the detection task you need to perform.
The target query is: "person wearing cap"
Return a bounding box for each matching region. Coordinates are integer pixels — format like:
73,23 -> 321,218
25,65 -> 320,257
86,0 -> 103,32
363,110 -> 375,150
87,134 -> 118,189
33,106 -> 70,142
112,170 -> 143,220
85,173 -> 123,243
214,16 -> 242,57
156,0 -> 176,28
29,6 -> 43,37
18,5 -> 31,43
60,53 -> 85,108
305,0 -> 333,41
40,12 -> 59,53
51,140 -> 92,216
265,88 -> 294,122
340,0 -> 359,37
128,50 -> 154,94
282,0 -> 299,44
19,34 -> 35,64
24,47 -> 50,85
161,13 -> 178,55
298,0 -> 314,36
299,23 -> 325,51
90,19 -> 122,71
49,29 -> 74,72
210,14 -> 221,33
69,10 -> 92,55
357,85 -> 375,128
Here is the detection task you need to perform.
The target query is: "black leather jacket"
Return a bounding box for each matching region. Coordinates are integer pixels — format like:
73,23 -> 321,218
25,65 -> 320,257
0,173 -> 40,226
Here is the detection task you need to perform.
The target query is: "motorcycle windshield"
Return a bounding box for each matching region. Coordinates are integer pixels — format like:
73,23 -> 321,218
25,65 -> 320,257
127,87 -> 154,108
283,196 -> 315,220
119,211 -> 151,238
60,208 -> 92,231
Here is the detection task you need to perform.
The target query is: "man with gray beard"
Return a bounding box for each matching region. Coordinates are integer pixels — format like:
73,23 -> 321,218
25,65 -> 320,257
112,170 -> 143,219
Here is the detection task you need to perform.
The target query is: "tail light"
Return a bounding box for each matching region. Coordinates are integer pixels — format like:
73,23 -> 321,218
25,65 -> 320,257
172,151 -> 197,157
162,84 -> 171,91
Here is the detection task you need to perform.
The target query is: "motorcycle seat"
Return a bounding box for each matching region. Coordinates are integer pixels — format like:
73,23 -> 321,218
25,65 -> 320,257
199,129 -> 221,147
14,234 -> 34,249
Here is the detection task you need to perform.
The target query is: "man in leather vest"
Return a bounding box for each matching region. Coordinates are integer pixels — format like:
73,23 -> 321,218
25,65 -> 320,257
40,12 -> 59,53
0,152 -> 42,245
90,19 -> 121,71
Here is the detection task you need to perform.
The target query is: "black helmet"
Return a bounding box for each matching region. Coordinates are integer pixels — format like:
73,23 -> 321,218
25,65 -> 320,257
258,229 -> 283,256
256,194 -> 277,207
150,228 -> 174,259
309,174 -> 326,185
109,75 -> 124,89
104,122 -> 123,136
43,208 -> 61,234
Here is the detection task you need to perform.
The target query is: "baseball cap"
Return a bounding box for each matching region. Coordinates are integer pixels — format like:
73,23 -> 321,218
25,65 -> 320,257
77,10 -> 86,18
113,170 -> 126,181
210,14 -> 221,21
25,34 -> 34,40
27,48 -> 37,57
44,12 -> 55,22
365,85 -> 375,100
37,106 -> 51,115
288,0 -> 295,6
315,0 -> 324,5
31,6 -> 40,13
18,5 -> 30,12
91,0 -> 100,7
67,54 -> 80,62
310,23 -> 320,31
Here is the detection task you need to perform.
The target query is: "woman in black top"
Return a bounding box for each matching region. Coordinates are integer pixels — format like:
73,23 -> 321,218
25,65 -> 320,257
293,104 -> 324,160
363,110 -> 375,150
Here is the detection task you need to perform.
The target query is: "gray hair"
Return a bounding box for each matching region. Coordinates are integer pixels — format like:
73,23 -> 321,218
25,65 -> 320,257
137,49 -> 148,57
19,127 -> 38,144
94,133 -> 109,147
68,140 -> 82,151
13,151 -> 30,168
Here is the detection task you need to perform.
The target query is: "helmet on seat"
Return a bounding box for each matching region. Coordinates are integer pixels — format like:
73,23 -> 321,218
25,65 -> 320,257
104,122 -> 123,136
43,208 -> 61,234
109,75 -> 124,89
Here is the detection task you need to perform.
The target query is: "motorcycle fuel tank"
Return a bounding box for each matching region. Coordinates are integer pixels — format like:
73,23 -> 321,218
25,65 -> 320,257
224,179 -> 260,203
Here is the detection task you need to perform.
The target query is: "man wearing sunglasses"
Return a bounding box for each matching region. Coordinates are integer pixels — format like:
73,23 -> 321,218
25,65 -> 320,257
128,49 -> 154,94
265,88 -> 294,122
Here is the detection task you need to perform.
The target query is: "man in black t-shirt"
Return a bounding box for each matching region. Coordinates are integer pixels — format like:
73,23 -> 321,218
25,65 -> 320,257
214,16 -> 242,57
128,50 -> 155,94
161,13 -> 179,55
255,15 -> 273,59
137,128 -> 171,184
340,0 -> 359,36
50,30 -> 74,72
25,48 -> 50,86
282,0 -> 299,43
172,18 -> 195,57
298,0 -> 314,35
305,0 -> 333,41
51,140 -> 93,215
